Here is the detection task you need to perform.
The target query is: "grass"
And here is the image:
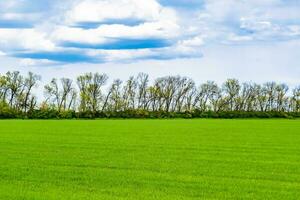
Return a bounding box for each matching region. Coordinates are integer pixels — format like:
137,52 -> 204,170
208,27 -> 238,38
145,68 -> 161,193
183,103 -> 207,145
0,119 -> 300,199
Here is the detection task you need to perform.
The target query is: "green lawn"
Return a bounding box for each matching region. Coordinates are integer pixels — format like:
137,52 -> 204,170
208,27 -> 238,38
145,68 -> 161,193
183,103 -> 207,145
0,120 -> 300,199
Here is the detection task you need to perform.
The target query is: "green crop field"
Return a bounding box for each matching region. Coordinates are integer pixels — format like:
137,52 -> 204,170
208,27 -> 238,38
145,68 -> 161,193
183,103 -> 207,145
1,120 -> 300,200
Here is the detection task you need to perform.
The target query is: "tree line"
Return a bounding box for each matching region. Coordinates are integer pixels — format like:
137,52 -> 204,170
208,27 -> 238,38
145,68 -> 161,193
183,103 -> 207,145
1,71 -> 299,119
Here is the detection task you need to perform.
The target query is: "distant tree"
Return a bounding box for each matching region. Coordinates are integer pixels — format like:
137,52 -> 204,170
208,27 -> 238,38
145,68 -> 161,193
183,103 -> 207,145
275,84 -> 289,112
0,74 -> 8,103
77,73 -> 108,113
136,73 -> 149,109
44,78 -> 76,111
223,79 -> 240,111
291,86 -> 300,112
123,76 -> 137,110
172,77 -> 195,112
6,71 -> 23,108
44,78 -> 60,109
22,72 -> 41,112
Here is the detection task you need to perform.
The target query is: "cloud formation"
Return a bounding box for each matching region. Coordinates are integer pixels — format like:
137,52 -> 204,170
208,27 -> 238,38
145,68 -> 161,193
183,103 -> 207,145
0,0 -> 300,64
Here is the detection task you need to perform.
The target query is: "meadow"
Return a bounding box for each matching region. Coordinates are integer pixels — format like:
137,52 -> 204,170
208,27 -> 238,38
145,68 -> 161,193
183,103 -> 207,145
0,119 -> 300,199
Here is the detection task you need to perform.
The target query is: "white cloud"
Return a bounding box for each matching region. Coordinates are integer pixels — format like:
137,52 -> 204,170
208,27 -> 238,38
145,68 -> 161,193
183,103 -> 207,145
288,25 -> 300,36
0,28 -> 55,51
52,20 -> 179,45
0,0 -> 300,67
0,0 -> 183,63
0,50 -> 6,56
52,26 -> 108,44
0,12 -> 40,21
66,0 -> 173,24
190,0 -> 300,45
18,58 -> 57,66
179,36 -> 205,47
240,18 -> 273,31
227,34 -> 253,42
87,49 -> 154,62
53,0 -> 180,46
0,0 -> 19,10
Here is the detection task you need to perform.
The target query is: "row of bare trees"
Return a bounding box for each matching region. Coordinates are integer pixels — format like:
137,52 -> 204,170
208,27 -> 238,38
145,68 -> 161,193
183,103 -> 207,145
1,71 -> 300,113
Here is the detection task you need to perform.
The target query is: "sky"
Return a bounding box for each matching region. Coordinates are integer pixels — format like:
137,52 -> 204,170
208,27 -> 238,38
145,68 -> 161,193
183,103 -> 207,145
0,0 -> 300,88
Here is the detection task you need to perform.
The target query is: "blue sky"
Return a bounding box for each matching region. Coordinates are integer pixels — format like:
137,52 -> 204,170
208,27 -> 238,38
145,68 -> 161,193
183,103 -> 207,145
0,0 -> 299,87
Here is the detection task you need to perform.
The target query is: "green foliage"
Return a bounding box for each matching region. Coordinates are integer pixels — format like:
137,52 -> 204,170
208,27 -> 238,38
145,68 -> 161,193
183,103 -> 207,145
0,102 -> 20,119
1,107 -> 299,119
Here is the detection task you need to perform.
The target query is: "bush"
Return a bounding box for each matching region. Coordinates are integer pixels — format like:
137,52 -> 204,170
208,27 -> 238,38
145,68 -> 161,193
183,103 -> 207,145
0,105 -> 299,119
0,103 -> 20,119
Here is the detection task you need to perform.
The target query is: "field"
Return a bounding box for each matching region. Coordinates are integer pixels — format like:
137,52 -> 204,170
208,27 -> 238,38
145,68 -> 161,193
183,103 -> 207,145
1,120 -> 300,199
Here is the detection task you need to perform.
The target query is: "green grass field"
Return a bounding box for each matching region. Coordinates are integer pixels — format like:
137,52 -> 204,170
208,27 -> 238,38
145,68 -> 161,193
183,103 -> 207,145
1,120 -> 300,199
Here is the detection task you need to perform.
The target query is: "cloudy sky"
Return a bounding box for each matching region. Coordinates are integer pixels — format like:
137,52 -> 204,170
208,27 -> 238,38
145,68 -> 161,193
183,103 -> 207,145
0,0 -> 299,87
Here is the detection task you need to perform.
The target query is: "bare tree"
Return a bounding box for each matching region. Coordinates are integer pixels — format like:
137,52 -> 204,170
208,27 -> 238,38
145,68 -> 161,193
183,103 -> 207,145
1,70 -> 300,115
44,78 -> 60,109
44,78 -> 76,111
23,72 -> 41,112
223,79 -> 240,111
275,84 -> 289,111
291,86 -> 300,112
123,76 -> 137,110
77,73 -> 108,112
6,71 -> 23,108
136,73 -> 149,109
